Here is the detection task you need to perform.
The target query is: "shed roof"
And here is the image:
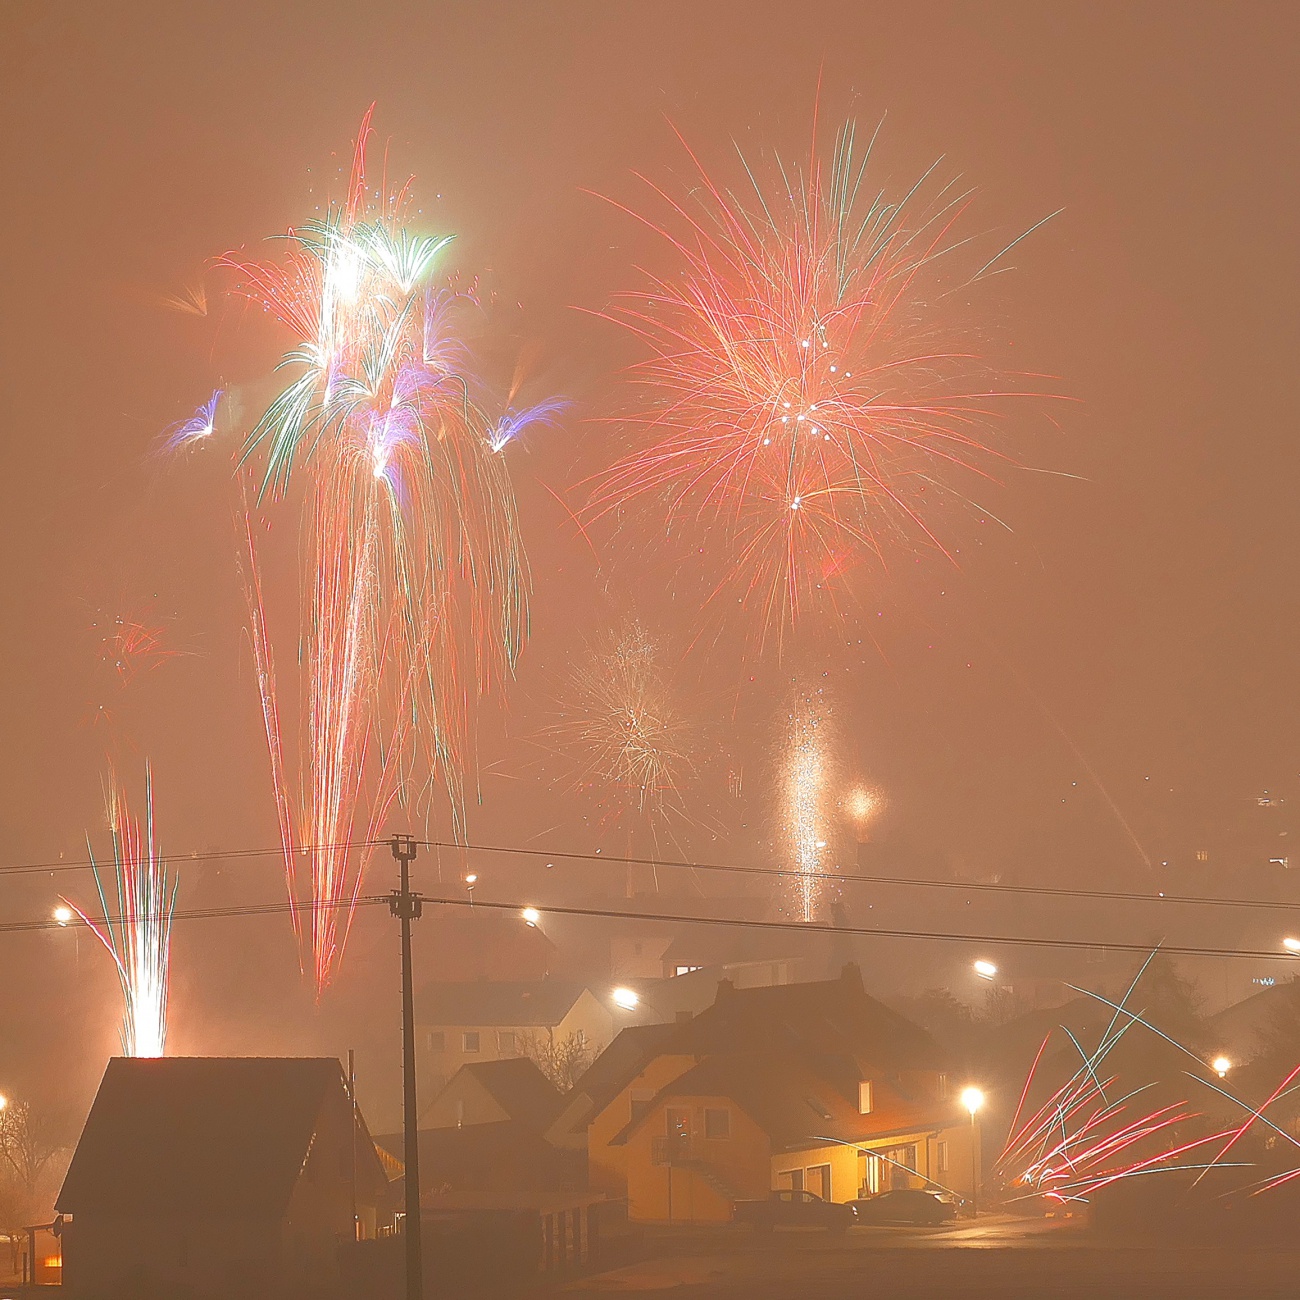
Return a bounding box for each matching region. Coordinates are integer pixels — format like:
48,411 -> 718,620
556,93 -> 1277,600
56,1057 -> 362,1218
446,1058 -> 564,1129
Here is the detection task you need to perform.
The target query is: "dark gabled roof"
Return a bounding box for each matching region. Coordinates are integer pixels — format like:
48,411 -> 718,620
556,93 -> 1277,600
449,1058 -> 563,1129
549,1023 -> 682,1139
417,981 -> 591,1028
375,1121 -> 583,1201
57,1057 -> 345,1218
665,965 -> 943,1071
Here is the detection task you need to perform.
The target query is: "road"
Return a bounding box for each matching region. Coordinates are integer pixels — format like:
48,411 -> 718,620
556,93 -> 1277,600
543,1215 -> 1300,1299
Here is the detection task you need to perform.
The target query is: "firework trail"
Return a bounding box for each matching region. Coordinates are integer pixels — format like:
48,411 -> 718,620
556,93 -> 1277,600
161,389 -> 222,453
67,767 -> 177,1058
996,961 -> 1252,1204
591,119 -> 1050,651
217,109 -> 537,993
781,691 -> 832,921
549,619 -> 699,872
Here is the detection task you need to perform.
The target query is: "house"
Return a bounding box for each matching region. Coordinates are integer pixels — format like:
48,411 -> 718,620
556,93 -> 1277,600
421,1058 -> 563,1132
418,981 -> 614,1096
56,1057 -> 393,1299
585,965 -> 979,1222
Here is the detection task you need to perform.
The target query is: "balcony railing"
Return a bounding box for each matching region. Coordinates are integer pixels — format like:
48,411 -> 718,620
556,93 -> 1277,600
650,1134 -> 691,1166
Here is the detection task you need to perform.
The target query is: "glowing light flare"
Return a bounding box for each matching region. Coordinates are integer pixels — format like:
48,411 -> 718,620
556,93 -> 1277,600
974,959 -> 998,979
961,1087 -> 985,1116
612,987 -> 640,1010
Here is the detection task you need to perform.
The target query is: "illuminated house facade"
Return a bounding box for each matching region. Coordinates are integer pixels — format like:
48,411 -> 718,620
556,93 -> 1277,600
417,981 -> 614,1096
56,1057 -> 393,1299
585,966 -> 979,1222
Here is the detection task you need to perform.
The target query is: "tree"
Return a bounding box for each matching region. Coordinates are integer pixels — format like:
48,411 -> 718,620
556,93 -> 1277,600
519,1031 -> 595,1092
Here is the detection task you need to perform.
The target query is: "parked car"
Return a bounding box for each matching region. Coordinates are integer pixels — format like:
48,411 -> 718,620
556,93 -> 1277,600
848,1189 -> 958,1226
733,1189 -> 856,1233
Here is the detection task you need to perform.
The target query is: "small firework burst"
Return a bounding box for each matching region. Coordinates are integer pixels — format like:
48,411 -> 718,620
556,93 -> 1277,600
780,689 -> 835,921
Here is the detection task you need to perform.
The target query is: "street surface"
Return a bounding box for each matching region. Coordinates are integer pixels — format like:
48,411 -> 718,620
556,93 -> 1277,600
542,1215 -> 1300,1299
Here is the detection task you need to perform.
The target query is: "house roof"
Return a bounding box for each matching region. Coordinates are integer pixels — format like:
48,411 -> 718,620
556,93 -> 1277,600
665,964 -> 943,1071
57,1057 -> 367,1218
446,1058 -> 563,1129
417,981 -> 592,1028
374,1121 -> 583,1204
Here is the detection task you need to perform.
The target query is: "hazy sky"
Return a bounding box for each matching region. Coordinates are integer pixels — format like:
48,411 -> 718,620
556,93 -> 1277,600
2,2 -> 1299,1077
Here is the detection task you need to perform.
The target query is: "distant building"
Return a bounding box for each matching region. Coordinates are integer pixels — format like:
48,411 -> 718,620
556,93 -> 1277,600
421,1057 -> 563,1132
56,1057 -> 393,1299
585,965 -> 978,1222
417,981 -> 614,1095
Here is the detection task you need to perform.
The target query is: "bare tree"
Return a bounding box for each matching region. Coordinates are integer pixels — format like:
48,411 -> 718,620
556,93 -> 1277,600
519,1031 -> 596,1092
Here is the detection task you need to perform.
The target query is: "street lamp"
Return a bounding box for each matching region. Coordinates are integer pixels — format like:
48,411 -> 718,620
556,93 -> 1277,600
961,1087 -> 985,1217
0,1094 -> 8,1112
1212,1056 -> 1231,1079
53,906 -> 72,927
521,907 -> 540,927
1284,937 -> 1300,954
973,960 -> 997,980
612,987 -> 640,1011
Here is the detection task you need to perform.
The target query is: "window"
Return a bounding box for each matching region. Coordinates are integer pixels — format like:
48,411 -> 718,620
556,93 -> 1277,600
806,1164 -> 831,1200
937,1073 -> 949,1100
862,1153 -> 881,1195
574,1029 -> 587,1048
858,1080 -> 874,1115
462,1031 -> 480,1053
497,1030 -> 516,1055
704,1108 -> 731,1139
675,965 -> 702,977
936,1140 -> 949,1174
428,1031 -> 445,1053
779,1168 -> 804,1192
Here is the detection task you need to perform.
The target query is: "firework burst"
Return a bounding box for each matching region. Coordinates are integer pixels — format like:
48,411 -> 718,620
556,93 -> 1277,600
550,619 -> 698,858
68,767 -> 177,1058
218,109 -> 537,993
592,119 -> 1050,651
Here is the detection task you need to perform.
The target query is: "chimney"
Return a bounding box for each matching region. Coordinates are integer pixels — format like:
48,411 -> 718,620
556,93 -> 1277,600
715,978 -> 736,1002
840,962 -> 864,990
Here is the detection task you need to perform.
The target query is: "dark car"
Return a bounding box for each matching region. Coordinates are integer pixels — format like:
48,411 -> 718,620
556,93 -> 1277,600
848,1189 -> 958,1226
733,1189 -> 856,1233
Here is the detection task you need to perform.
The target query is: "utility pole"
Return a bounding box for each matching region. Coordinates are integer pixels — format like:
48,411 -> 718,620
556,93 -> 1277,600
389,834 -> 423,1300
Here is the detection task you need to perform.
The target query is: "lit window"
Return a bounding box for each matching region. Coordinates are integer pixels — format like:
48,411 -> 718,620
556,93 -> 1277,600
675,965 -> 702,977
937,1073 -> 949,1099
937,1140 -> 949,1173
858,1080 -> 874,1115
428,1031 -> 445,1053
497,1030 -> 516,1055
1196,849 -> 1209,862
704,1108 -> 731,1139
463,1031 -> 480,1053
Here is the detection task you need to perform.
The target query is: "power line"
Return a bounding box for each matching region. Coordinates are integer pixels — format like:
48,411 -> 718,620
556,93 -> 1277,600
422,838 -> 1300,916
16,883 -> 1300,964
0,840 -> 373,879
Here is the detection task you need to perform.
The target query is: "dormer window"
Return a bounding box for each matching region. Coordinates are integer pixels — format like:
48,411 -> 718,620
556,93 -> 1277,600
858,1080 -> 874,1115
806,1096 -> 832,1121
937,1073 -> 949,1100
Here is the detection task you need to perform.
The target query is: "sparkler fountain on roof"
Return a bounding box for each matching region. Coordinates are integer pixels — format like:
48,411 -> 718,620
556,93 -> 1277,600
590,119 -> 1052,651
217,110 -> 551,994
67,767 -> 176,1058
781,690 -> 833,922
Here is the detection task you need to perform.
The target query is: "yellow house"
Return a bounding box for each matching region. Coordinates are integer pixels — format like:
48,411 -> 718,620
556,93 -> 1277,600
585,965 -> 979,1222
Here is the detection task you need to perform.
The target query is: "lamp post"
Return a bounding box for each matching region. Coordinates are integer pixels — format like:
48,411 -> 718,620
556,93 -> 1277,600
960,1087 -> 984,1217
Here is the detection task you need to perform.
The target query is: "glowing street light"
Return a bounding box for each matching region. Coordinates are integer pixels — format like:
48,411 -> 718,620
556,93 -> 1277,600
973,960 -> 998,980
0,1094 -> 7,1112
1284,937 -> 1300,953
53,905 -> 73,926
961,1087 -> 984,1217
1212,1056 -> 1232,1079
612,987 -> 640,1012
521,907 -> 541,927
